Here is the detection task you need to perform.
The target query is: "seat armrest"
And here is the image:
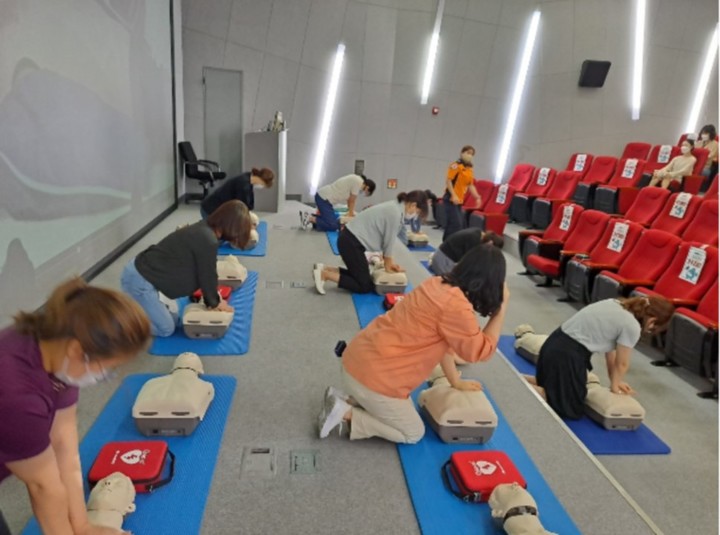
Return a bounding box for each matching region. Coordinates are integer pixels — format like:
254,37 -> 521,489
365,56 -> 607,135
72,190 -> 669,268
583,262 -> 619,271
670,298 -> 700,308
197,159 -> 221,170
519,230 -> 544,237
620,279 -> 655,288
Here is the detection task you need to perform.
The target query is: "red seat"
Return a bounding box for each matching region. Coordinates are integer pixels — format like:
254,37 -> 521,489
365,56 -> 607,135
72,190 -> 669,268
467,183 -> 515,235
664,280 -> 718,377
593,158 -> 647,214
642,145 -> 681,175
677,133 -> 693,146
706,176 -> 718,198
519,203 -> 584,269
461,179 -> 495,223
508,167 -> 557,223
505,163 -> 536,193
590,229 -> 681,302
682,148 -> 711,193
563,219 -> 644,303
650,192 -> 703,235
621,142 -> 652,160
572,156 -> 618,207
632,242 -> 718,307
566,153 -> 594,179
682,199 -> 719,246
622,187 -> 671,226
530,171 -> 581,229
526,210 -> 611,283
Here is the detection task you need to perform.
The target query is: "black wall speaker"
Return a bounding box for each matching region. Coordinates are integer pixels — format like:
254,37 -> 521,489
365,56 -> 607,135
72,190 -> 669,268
578,60 -> 611,88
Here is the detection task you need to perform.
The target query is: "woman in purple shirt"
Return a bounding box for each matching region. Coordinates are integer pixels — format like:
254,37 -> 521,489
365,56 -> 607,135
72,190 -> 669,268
0,278 -> 150,535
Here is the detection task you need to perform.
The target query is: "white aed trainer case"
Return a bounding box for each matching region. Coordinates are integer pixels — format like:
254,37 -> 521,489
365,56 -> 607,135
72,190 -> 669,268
133,353 -> 215,436
182,304 -> 233,339
584,373 -> 645,431
217,256 -> 248,289
418,377 -> 498,444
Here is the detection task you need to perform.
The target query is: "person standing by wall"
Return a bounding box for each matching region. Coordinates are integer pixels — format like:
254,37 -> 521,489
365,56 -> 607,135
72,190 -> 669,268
443,146 -> 482,240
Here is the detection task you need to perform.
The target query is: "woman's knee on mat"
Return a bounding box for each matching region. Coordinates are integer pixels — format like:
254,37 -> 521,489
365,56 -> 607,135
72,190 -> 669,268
401,419 -> 426,444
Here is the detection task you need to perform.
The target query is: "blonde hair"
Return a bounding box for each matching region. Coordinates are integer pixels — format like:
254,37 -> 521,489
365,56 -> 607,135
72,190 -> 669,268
14,278 -> 151,359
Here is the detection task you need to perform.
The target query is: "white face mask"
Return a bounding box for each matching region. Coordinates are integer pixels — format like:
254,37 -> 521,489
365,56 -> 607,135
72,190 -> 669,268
701,134 -> 710,141
54,353 -> 113,388
254,184 -> 265,190
460,153 -> 473,165
681,145 -> 691,155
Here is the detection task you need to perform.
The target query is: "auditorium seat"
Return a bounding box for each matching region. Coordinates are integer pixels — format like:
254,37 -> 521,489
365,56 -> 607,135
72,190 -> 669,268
467,183 -> 515,235
650,192 -> 702,235
677,133 -> 692,146
706,176 -> 718,198
682,199 -> 719,246
679,148 -> 711,193
642,144 -> 681,177
461,179 -> 494,224
622,187 -> 671,226
519,203 -> 584,270
508,167 -> 557,223
505,163 -> 536,193
566,152 -> 593,179
691,147 -> 710,176
530,171 -> 581,229
590,229 -> 681,302
572,155 -> 618,207
621,141 -> 652,160
563,219 -> 644,303
593,157 -> 647,214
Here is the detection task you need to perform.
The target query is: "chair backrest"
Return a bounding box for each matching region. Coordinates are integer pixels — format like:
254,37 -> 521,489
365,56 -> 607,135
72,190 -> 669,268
562,209 -> 611,252
463,180 -> 494,211
677,133 -> 693,146
541,170 -> 579,200
588,219 -> 644,266
682,199 -> 719,246
651,192 -> 703,235
643,144 -> 681,174
178,141 -> 199,175
523,167 -> 557,197
581,156 -> 617,185
542,203 -> 584,242
483,184 -> 516,213
706,176 -> 719,198
697,280 -> 719,322
651,242 -> 718,302
566,153 -> 594,178
623,187 -> 671,226
505,163 -> 535,192
606,158 -> 646,187
616,229 -> 682,279
621,142 -> 652,160
691,147 -> 709,175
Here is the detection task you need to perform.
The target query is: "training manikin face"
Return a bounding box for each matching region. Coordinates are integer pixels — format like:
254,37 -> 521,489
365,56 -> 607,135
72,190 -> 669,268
172,352 -> 204,374
87,472 -> 136,515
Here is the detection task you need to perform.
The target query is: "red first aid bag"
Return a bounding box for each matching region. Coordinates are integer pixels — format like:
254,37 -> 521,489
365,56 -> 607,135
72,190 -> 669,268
88,441 -> 175,493
191,285 -> 232,303
383,293 -> 405,310
441,450 -> 526,503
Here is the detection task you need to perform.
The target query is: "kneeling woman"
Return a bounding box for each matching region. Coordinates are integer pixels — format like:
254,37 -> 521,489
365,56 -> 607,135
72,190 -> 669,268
525,296 -> 674,419
313,191 -> 428,295
318,245 -> 509,443
430,228 -> 504,275
122,200 -> 252,337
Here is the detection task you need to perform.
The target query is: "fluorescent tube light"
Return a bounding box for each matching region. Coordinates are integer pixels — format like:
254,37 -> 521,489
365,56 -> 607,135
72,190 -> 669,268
310,43 -> 345,195
685,25 -> 718,134
631,0 -> 646,120
420,0 -> 445,105
495,10 -> 541,183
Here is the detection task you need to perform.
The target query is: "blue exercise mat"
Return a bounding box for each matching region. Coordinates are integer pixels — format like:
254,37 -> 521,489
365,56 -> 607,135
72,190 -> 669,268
497,335 -> 671,455
326,230 -> 340,255
351,285 -> 413,329
420,260 -> 433,274
397,386 -> 580,535
217,221 -> 268,256
22,374 -> 236,535
408,243 -> 436,252
149,271 -> 258,356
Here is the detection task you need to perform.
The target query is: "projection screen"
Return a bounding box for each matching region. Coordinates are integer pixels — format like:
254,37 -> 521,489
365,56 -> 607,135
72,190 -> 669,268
0,0 -> 176,324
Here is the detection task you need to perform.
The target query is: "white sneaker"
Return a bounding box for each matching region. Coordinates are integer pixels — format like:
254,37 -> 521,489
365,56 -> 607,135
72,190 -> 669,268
158,293 -> 179,315
314,262 -> 324,272
318,394 -> 351,438
313,267 -> 326,295
325,386 -> 349,403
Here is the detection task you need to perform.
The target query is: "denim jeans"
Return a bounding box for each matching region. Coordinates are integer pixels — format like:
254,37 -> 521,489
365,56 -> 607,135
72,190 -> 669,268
314,193 -> 340,232
121,258 -> 177,337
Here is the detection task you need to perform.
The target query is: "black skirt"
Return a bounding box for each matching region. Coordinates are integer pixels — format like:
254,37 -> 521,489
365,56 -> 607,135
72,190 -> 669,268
536,328 -> 592,420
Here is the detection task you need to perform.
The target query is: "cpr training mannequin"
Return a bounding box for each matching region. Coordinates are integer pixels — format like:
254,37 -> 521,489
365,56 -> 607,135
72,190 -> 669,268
513,324 -> 547,364
216,255 -> 248,288
489,483 -> 557,535
86,472 -> 136,531
133,352 -> 215,436
585,372 -> 645,430
407,231 -> 429,247
368,254 -> 408,294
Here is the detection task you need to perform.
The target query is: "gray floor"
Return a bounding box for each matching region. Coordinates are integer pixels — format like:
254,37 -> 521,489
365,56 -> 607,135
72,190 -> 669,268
1,205 -> 717,535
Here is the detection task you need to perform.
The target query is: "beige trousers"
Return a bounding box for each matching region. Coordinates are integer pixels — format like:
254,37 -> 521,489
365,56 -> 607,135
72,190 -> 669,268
341,366 -> 425,444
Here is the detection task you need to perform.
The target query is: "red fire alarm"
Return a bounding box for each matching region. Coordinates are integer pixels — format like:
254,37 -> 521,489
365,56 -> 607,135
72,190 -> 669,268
431,106 -> 440,115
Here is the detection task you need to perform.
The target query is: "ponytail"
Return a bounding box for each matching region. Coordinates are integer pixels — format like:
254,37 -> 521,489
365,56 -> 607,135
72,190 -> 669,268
14,278 -> 151,359
397,190 -> 430,219
251,167 -> 275,187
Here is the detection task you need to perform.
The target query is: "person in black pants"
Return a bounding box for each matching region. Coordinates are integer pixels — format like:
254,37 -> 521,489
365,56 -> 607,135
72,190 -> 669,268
313,191 -> 429,295
429,228 -> 504,275
0,511 -> 11,535
200,167 -> 274,217
442,146 -> 482,240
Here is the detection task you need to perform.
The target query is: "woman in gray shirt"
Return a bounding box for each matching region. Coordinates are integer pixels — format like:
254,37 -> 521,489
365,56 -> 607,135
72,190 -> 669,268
525,297 -> 674,419
313,191 -> 428,295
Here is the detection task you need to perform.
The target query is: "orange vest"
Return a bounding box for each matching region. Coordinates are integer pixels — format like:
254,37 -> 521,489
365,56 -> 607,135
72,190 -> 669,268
446,161 -> 474,200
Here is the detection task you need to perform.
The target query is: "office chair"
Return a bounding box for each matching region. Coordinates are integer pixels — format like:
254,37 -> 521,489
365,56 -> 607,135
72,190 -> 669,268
178,141 -> 226,203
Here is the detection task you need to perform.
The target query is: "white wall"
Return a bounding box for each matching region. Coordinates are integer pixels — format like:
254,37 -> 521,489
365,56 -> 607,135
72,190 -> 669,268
181,0 -> 719,204
174,0 -> 186,198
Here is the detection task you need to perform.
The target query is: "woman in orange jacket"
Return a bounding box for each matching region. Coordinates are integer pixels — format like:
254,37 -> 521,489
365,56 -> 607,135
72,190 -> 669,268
442,145 -> 483,240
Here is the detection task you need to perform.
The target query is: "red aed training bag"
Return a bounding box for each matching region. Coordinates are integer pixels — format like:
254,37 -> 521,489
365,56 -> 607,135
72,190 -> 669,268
441,450 -> 526,503
383,293 -> 405,310
191,285 -> 232,303
88,441 -> 175,493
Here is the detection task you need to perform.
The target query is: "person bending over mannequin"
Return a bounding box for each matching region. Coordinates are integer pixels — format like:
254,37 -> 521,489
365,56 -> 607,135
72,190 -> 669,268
122,200 -> 251,336
313,190 -> 428,295
648,139 -> 696,189
696,124 -> 718,180
524,296 -> 674,419
317,245 -> 509,443
430,228 -> 504,275
398,190 -> 438,245
0,278 -> 150,535
300,174 -> 376,231
200,167 -> 274,218
443,145 -> 482,240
